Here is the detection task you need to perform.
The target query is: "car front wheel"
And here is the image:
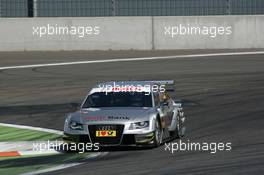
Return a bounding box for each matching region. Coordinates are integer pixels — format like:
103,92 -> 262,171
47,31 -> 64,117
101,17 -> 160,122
153,119 -> 163,147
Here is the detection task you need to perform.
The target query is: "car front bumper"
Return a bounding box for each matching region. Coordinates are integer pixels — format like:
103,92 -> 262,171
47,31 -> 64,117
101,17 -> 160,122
63,131 -> 155,147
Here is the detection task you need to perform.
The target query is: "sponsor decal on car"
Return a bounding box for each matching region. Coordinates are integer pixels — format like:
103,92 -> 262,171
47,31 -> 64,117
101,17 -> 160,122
84,116 -> 106,121
84,116 -> 129,121
107,115 -> 129,120
96,130 -> 116,137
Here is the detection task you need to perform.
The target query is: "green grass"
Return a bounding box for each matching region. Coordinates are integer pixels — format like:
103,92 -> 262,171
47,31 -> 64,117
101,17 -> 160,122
0,126 -> 62,141
0,125 -> 93,175
0,153 -> 91,175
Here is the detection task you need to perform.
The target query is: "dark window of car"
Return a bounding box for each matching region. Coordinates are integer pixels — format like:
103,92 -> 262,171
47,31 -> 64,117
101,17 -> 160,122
82,92 -> 152,108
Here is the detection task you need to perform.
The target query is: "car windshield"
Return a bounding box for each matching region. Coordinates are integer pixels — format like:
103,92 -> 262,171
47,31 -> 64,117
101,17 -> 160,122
82,92 -> 152,108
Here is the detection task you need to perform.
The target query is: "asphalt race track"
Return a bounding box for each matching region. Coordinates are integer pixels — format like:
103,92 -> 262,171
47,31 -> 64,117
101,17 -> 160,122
0,50 -> 264,175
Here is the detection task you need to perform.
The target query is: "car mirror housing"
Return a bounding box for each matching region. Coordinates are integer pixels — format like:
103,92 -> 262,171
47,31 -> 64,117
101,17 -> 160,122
160,102 -> 169,107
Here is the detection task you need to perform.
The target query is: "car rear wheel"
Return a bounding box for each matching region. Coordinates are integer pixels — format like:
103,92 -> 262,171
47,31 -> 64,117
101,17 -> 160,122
170,113 -> 185,139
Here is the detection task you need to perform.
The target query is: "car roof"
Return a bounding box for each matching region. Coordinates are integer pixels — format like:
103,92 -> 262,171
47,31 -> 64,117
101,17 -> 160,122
89,81 -> 159,94
88,80 -> 174,94
95,81 -> 157,87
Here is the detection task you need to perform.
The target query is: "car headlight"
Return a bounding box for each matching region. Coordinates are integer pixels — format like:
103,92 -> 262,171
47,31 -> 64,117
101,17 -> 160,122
69,121 -> 83,130
129,121 -> 149,130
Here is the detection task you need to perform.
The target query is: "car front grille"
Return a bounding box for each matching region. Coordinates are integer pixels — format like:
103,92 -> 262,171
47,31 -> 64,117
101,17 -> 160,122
88,124 -> 124,145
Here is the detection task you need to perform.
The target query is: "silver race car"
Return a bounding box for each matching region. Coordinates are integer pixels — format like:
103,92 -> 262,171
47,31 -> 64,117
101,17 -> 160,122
63,80 -> 186,148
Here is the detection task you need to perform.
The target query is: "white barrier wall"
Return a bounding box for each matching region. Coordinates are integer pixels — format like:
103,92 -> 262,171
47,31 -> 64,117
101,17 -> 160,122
154,15 -> 264,49
0,17 -> 152,51
0,15 -> 263,51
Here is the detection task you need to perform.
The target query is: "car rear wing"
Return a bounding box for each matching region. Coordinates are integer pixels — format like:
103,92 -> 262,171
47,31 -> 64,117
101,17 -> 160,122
145,80 -> 174,85
145,80 -> 175,92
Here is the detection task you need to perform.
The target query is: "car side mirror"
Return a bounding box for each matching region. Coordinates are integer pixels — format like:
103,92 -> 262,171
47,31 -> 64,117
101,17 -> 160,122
160,102 -> 168,107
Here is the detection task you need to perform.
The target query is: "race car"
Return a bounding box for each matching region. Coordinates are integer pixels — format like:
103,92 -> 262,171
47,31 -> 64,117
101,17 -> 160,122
63,80 -> 186,148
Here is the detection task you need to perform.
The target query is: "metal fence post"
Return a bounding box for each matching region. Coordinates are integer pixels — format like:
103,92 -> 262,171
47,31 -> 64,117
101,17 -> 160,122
112,0 -> 116,16
0,0 -> 2,17
226,0 -> 231,15
33,0 -> 38,17
28,0 -> 34,17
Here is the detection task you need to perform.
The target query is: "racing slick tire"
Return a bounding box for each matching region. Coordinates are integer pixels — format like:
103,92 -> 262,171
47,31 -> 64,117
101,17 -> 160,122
170,113 -> 185,139
153,119 -> 163,147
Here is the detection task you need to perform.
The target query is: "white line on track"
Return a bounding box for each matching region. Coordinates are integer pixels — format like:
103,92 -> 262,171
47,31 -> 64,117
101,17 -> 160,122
20,163 -> 83,175
0,51 -> 264,71
20,153 -> 103,175
0,123 -> 63,135
0,123 -> 105,175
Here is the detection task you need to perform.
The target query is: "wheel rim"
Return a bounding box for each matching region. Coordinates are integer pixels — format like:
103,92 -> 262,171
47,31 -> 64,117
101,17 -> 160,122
155,121 -> 162,144
177,115 -> 182,137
